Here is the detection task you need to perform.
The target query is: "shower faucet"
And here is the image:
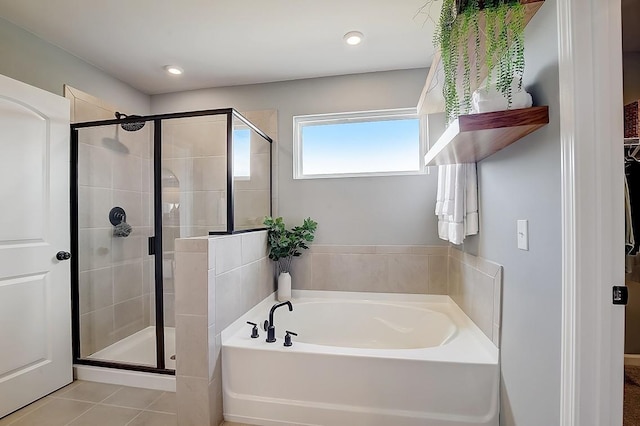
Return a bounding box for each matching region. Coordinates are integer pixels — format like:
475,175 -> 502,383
263,301 -> 293,343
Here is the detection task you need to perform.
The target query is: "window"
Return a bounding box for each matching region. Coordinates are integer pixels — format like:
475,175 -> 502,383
233,128 -> 251,179
293,109 -> 425,179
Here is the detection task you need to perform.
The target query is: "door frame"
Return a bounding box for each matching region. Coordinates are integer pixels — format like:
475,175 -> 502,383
558,0 -> 625,424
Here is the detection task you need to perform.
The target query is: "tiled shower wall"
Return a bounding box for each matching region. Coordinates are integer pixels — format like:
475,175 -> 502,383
77,124 -> 154,357
69,87 -> 155,357
70,87 -> 278,358
160,110 -> 277,331
159,114 -> 229,330
235,110 -> 278,229
161,110 -> 277,241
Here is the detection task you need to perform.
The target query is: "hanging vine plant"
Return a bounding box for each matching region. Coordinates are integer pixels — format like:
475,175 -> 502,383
432,0 -> 526,122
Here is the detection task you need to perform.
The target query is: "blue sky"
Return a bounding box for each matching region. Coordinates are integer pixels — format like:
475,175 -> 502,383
233,128 -> 251,177
301,118 -> 420,175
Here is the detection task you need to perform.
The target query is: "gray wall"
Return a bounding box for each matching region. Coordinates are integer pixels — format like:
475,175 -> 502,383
0,17 -> 150,114
151,69 -> 442,245
462,2 -> 562,425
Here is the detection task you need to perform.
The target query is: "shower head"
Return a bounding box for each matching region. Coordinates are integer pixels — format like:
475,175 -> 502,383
115,112 -> 145,132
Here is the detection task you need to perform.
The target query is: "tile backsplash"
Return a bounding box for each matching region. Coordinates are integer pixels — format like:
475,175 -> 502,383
290,245 -> 449,295
448,247 -> 503,347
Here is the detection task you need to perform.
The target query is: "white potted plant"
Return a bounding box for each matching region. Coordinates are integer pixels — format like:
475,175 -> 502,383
263,216 -> 317,301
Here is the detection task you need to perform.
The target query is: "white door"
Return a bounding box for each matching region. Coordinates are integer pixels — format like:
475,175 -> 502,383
0,74 -> 72,417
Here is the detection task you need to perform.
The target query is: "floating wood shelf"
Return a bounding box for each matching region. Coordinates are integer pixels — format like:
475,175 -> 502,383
417,0 -> 545,115
424,106 -> 549,165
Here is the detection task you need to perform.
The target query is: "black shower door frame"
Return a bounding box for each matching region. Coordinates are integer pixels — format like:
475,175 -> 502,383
70,108 -> 273,374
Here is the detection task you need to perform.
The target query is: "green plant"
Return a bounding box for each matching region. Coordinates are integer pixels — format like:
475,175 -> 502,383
432,0 -> 526,122
263,216 -> 318,274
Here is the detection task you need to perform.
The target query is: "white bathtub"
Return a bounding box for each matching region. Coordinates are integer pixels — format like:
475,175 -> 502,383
222,290 -> 499,426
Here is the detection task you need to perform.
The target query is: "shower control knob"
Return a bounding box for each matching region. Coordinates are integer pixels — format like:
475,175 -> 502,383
56,251 -> 71,261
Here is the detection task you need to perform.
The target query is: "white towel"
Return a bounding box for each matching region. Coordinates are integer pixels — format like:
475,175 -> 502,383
465,163 -> 479,236
436,164 -> 479,245
471,80 -> 533,114
435,166 -> 446,216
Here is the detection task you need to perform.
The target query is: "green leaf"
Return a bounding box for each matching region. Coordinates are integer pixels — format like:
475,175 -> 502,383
264,216 -> 317,265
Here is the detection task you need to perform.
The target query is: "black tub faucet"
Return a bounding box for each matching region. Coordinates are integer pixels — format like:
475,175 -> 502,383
264,301 -> 293,343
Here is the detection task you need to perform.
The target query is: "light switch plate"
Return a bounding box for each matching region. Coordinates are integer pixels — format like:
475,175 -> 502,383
517,220 -> 529,250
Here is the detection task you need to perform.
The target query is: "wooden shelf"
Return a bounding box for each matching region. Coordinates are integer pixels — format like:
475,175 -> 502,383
424,106 -> 549,165
417,0 -> 545,115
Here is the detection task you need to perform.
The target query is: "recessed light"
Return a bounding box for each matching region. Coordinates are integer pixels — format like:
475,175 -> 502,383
164,65 -> 183,75
344,31 -> 364,46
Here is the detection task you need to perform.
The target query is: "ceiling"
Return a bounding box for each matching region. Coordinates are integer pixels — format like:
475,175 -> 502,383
0,0 -> 438,95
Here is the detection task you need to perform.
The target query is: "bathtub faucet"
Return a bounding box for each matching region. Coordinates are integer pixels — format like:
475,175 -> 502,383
264,301 -> 293,343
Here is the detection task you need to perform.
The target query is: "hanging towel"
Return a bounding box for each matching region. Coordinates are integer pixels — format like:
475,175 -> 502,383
465,163 -> 479,236
435,164 -> 479,245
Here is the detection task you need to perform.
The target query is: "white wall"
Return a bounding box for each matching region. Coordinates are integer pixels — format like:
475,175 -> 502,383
151,69 -> 442,245
461,2 -> 562,425
0,17 -> 150,114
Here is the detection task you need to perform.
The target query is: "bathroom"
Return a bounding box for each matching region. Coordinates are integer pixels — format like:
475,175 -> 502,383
0,0 -> 627,425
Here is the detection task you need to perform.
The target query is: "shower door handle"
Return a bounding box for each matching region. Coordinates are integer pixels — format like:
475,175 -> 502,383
148,236 -> 156,255
56,251 -> 71,261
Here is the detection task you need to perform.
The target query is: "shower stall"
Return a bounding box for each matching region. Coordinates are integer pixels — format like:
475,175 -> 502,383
70,109 -> 272,376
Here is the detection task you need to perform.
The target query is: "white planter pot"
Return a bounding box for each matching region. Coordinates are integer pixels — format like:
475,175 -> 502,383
278,272 -> 292,301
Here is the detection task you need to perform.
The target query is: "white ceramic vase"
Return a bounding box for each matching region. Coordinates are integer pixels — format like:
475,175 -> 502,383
278,272 -> 292,301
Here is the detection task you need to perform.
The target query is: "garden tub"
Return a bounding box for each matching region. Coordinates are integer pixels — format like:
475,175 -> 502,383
222,290 -> 499,426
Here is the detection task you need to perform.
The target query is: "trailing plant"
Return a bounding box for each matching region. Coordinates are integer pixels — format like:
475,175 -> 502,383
263,216 -> 318,274
430,0 -> 526,122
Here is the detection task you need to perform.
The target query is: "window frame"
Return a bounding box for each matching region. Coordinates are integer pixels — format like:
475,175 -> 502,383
292,108 -> 427,180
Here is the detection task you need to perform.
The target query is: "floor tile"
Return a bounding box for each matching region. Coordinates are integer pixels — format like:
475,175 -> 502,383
0,397 -> 52,426
127,411 -> 176,426
52,381 -> 121,403
9,398 -> 93,426
68,405 -> 141,426
47,381 -> 82,398
101,387 -> 163,409
145,392 -> 176,414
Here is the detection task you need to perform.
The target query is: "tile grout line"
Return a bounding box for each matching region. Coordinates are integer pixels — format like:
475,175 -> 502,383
142,391 -> 166,411
124,409 -> 145,426
3,396 -> 56,425
96,393 -> 175,415
61,401 -> 97,426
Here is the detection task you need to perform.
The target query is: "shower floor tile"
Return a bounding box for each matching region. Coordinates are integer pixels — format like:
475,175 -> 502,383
0,381 -> 176,426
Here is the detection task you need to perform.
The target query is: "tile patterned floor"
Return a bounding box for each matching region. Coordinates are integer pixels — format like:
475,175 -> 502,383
0,381 -> 176,426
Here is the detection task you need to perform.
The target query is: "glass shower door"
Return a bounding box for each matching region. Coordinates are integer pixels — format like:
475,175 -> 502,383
75,121 -> 158,368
